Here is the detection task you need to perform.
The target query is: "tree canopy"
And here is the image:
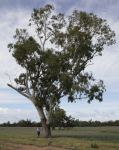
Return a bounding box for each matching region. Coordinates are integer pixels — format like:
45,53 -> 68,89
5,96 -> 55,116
8,4 -> 115,137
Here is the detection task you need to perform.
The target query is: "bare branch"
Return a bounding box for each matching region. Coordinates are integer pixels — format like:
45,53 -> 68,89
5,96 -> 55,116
7,83 -> 29,99
26,70 -> 31,96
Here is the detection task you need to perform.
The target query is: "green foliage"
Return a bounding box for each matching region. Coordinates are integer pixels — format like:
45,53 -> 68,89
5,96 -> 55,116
51,106 -> 66,129
8,4 -> 115,114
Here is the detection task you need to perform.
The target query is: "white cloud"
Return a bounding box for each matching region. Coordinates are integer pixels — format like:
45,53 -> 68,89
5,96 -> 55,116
61,100 -> 119,121
0,107 -> 39,123
0,89 -> 30,104
0,8 -> 30,88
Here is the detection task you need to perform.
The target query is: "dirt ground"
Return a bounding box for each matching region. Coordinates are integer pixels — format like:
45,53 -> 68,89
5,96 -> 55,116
0,142 -> 66,150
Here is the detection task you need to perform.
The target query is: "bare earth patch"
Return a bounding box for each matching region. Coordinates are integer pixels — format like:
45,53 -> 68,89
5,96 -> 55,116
17,145 -> 65,150
0,142 -> 66,150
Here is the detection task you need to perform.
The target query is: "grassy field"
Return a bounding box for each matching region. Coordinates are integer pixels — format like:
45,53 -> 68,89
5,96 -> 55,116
0,126 -> 119,150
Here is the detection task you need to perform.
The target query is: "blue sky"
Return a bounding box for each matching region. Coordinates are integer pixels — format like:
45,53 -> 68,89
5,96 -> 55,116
0,0 -> 119,123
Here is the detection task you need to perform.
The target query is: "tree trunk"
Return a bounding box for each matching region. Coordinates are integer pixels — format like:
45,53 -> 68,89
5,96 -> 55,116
41,119 -> 51,138
7,84 -> 52,138
35,105 -> 51,138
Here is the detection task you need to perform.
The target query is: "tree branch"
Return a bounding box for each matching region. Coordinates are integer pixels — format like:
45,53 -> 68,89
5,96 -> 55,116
26,70 -> 31,96
7,83 -> 29,99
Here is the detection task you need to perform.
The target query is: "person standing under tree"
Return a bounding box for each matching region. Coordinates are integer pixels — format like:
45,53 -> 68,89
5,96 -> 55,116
36,127 -> 40,137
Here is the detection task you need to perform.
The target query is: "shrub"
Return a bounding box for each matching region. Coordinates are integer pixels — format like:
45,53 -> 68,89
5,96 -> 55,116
91,143 -> 99,148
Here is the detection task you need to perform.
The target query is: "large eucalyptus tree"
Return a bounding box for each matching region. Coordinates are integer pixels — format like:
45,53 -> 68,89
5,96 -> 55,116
8,4 -> 115,137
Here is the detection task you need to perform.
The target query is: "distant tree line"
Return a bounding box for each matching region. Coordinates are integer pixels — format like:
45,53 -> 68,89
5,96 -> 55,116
1,119 -> 119,128
0,120 -> 41,127
72,120 -> 119,127
0,107 -> 119,127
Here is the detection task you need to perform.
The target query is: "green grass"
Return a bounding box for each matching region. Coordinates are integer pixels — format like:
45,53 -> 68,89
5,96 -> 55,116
0,126 -> 119,150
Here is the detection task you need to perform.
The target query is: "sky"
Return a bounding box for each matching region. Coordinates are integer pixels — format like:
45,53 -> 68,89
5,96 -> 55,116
0,0 -> 119,123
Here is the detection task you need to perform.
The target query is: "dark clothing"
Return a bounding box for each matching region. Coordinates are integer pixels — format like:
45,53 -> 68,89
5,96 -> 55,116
37,131 -> 40,137
36,128 -> 40,137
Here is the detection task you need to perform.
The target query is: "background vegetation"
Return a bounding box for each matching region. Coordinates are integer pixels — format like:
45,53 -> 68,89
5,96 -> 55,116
1,119 -> 119,127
